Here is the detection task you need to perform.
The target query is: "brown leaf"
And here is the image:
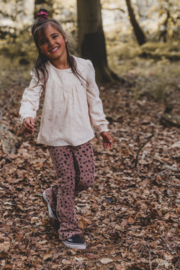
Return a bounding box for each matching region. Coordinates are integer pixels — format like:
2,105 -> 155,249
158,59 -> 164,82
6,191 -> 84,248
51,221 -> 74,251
0,251 -> 9,259
121,219 -> 128,227
6,177 -> 23,184
115,224 -> 122,231
35,242 -> 43,249
122,251 -> 128,258
0,242 -> 10,252
84,218 -> 92,225
62,259 -> 71,265
31,217 -> 39,223
6,165 -> 16,175
128,217 -> 134,224
16,204 -> 24,211
38,240 -> 47,244
18,148 -> 27,154
163,213 -> 170,220
115,264 -> 123,270
3,264 -> 13,269
52,265 -> 63,269
86,253 -> 96,259
43,252 -> 52,260
79,216 -> 86,230
8,154 -> 17,159
21,256 -> 28,261
16,170 -> 26,178
156,174 -> 163,181
100,258 -> 113,264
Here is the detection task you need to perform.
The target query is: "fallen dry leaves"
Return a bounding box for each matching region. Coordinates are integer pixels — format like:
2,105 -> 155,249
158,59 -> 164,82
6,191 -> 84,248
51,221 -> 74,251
0,82 -> 180,269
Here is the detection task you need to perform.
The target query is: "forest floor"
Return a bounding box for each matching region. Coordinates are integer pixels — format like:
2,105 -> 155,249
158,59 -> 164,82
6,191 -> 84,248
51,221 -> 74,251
0,69 -> 180,270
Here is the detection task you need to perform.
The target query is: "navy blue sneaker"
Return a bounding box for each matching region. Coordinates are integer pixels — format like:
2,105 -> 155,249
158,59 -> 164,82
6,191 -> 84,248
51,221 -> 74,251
43,191 -> 58,220
62,234 -> 86,249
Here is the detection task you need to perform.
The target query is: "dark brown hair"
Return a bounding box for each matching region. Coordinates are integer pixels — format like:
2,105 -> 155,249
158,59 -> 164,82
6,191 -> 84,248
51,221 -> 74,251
32,8 -> 87,89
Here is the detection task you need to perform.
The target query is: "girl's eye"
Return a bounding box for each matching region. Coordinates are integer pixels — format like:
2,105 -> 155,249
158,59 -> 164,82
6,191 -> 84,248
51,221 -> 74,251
41,40 -> 47,45
53,35 -> 58,39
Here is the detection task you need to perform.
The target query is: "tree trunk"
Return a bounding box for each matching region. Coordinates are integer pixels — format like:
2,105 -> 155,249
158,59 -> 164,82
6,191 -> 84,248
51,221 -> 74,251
77,0 -> 122,83
125,0 -> 146,45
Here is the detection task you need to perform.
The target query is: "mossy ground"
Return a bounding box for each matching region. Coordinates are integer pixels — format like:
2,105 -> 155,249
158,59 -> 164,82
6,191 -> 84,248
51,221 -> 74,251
1,35 -> 180,102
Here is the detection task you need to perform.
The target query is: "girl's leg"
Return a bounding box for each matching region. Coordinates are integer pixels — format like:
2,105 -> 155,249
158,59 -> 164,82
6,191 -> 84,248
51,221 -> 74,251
72,141 -> 95,195
46,145 -> 82,240
45,141 -> 95,241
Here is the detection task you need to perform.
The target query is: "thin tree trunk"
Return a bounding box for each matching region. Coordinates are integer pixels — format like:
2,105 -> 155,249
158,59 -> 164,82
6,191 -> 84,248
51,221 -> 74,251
125,0 -> 146,45
159,10 -> 170,42
77,0 -> 122,82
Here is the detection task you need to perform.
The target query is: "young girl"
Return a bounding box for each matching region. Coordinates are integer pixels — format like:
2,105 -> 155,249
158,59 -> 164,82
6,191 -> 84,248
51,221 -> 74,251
19,9 -> 113,249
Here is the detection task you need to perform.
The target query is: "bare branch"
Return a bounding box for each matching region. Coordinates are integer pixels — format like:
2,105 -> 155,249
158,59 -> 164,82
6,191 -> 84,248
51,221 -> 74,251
137,244 -> 152,270
164,164 -> 180,172
175,259 -> 180,269
144,246 -> 152,270
160,237 -> 177,254
154,155 -> 180,173
149,169 -> 169,178
135,134 -> 154,168
103,8 -> 125,13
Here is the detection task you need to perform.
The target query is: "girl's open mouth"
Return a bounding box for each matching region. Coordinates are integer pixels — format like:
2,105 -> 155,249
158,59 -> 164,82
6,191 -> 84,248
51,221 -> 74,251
50,47 -> 59,53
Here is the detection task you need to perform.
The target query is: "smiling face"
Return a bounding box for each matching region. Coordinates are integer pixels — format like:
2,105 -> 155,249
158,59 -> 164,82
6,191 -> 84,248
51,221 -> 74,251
37,24 -> 68,63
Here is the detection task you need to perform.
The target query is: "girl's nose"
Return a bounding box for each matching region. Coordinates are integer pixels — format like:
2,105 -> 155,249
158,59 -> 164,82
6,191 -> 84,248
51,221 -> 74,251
49,39 -> 55,46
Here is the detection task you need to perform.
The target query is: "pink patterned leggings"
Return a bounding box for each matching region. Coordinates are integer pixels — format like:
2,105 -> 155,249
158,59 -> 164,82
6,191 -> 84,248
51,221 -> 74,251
45,140 -> 95,241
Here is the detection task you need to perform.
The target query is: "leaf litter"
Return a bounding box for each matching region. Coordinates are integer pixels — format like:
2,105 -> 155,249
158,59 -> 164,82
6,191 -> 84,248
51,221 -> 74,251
0,80 -> 180,269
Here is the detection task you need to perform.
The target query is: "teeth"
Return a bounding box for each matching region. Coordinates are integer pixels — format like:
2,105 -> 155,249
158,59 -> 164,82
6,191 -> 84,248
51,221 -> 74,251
51,47 -> 58,52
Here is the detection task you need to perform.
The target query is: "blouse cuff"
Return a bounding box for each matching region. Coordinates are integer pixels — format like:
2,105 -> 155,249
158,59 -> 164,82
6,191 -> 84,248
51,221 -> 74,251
97,124 -> 110,133
19,113 -> 35,124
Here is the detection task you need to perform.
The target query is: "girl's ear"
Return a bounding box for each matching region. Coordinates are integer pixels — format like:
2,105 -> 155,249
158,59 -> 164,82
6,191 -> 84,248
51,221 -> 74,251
64,36 -> 68,43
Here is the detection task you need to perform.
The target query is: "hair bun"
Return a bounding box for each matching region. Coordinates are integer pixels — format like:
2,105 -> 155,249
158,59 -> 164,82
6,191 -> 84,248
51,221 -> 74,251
37,8 -> 48,21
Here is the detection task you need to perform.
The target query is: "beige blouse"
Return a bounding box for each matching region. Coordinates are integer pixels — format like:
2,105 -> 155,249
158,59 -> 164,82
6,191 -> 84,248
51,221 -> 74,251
19,56 -> 109,146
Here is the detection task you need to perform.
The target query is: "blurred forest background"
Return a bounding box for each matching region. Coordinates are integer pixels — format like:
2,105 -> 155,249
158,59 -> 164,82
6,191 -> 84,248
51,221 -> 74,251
1,0 -> 180,100
1,1 -> 180,270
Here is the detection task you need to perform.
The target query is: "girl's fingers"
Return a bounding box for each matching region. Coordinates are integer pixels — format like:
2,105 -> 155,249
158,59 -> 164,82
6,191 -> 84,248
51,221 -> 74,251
105,141 -> 113,149
24,123 -> 34,131
22,119 -> 34,135
24,118 -> 34,129
102,134 -> 113,148
25,121 -> 33,128
30,118 -> 35,126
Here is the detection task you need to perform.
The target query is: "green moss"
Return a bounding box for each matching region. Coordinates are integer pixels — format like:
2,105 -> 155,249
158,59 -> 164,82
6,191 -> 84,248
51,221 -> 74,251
107,41 -> 180,101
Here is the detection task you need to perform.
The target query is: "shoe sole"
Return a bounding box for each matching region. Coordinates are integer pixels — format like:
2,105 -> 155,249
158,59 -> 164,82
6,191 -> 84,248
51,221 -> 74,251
43,191 -> 58,220
62,240 -> 86,249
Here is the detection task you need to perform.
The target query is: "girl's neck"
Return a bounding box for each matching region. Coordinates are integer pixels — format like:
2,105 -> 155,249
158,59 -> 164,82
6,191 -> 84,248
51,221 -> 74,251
49,55 -> 70,70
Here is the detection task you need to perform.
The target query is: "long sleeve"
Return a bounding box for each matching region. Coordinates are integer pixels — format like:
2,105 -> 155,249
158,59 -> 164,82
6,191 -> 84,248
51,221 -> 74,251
19,70 -> 43,123
86,60 -> 109,133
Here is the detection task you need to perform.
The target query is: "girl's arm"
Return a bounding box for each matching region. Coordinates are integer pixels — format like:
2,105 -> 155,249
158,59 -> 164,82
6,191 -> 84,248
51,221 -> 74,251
19,70 -> 43,127
86,60 -> 113,148
86,60 -> 109,133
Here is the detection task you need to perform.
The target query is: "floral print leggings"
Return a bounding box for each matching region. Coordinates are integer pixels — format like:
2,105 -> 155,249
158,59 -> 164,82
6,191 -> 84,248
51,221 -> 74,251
45,140 -> 95,241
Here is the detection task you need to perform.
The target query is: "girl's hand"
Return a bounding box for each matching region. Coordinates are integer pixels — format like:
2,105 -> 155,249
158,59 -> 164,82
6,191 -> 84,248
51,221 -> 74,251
22,117 -> 35,135
100,131 -> 113,149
